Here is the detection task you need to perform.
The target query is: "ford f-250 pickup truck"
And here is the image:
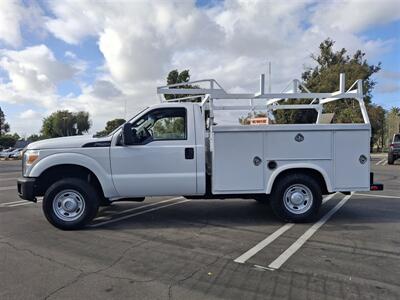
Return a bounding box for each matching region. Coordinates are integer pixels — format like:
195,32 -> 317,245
17,73 -> 383,230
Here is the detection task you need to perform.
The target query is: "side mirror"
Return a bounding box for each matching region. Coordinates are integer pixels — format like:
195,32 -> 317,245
121,123 -> 135,145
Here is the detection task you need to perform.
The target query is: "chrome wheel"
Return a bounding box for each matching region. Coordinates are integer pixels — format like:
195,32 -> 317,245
52,190 -> 85,222
283,184 -> 313,214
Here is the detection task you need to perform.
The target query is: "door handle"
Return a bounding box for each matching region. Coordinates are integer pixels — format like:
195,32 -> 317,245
185,148 -> 194,160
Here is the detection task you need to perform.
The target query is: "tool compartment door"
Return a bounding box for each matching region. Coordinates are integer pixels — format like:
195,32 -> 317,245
334,130 -> 370,190
212,131 -> 264,193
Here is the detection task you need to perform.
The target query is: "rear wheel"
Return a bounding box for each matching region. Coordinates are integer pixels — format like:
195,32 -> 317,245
43,178 -> 99,230
388,154 -> 394,165
270,174 -> 322,222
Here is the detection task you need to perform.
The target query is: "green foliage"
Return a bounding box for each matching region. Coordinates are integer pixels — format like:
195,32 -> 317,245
0,133 -> 20,148
368,104 -> 386,151
273,105 -> 318,124
27,134 -> 43,142
41,110 -> 91,138
0,107 -> 10,136
95,118 -> 126,137
153,117 -> 185,139
165,69 -> 200,101
274,38 -> 381,124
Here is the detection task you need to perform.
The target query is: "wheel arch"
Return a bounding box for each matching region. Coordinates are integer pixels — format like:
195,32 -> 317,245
30,153 -> 118,198
266,164 -> 332,195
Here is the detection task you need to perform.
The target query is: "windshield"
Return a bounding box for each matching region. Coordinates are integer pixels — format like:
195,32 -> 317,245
98,107 -> 149,137
394,134 -> 400,143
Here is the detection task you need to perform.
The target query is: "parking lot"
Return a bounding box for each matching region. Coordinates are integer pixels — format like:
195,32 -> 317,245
0,157 -> 399,300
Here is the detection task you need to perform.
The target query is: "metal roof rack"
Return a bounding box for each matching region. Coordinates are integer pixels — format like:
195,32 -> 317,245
157,73 -> 369,124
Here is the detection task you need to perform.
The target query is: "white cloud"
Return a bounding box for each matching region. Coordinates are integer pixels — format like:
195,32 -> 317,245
45,0 -> 396,95
45,1 -> 101,44
311,0 -> 400,33
10,109 -> 44,137
19,109 -> 42,119
0,0 -> 45,47
0,45 -> 76,94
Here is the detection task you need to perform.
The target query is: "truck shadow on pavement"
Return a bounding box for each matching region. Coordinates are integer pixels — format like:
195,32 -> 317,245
91,200 -> 282,230
90,196 -> 400,230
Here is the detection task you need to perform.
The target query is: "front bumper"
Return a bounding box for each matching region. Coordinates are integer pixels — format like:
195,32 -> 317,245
17,177 -> 37,202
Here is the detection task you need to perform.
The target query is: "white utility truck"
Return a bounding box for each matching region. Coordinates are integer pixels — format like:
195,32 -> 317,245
18,73 -> 383,230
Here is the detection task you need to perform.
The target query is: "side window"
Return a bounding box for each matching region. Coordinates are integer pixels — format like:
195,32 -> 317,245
131,108 -> 187,144
394,134 -> 400,143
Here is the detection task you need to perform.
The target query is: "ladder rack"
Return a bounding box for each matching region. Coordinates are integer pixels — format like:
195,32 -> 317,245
156,73 -> 369,124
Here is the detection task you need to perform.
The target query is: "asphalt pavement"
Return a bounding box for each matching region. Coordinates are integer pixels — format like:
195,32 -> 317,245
0,158 -> 399,300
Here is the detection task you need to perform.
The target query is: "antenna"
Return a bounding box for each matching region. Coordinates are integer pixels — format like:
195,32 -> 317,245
268,61 -> 272,93
124,99 -> 127,120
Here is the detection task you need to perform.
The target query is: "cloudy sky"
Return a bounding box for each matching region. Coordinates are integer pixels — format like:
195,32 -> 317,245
0,0 -> 399,136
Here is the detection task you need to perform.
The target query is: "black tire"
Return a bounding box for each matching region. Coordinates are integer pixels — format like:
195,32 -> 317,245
388,154 -> 394,165
43,178 -> 99,230
270,173 -> 322,222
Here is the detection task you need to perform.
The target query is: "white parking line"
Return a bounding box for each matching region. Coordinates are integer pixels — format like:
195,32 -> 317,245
7,200 -> 42,207
0,199 -> 26,206
234,193 -> 337,264
375,158 -> 386,165
355,193 -> 400,199
0,177 -> 17,182
381,160 -> 388,166
110,197 -> 184,216
267,193 -> 352,270
93,197 -> 184,221
90,198 -> 190,228
0,172 -> 20,177
234,223 -> 294,264
0,186 -> 15,191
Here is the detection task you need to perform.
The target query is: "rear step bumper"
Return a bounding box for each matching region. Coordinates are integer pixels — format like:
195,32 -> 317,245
370,172 -> 384,191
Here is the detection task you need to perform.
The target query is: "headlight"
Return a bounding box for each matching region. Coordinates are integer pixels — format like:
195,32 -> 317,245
23,150 -> 40,176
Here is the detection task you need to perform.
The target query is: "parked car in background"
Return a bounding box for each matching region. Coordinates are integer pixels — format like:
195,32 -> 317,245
10,148 -> 24,159
388,133 -> 400,165
0,148 -> 14,158
0,148 -> 23,159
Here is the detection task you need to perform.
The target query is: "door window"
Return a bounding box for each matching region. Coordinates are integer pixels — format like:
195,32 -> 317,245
130,108 -> 187,144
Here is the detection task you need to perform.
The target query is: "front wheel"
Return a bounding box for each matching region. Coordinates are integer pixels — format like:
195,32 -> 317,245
270,174 -> 322,222
43,178 -> 99,230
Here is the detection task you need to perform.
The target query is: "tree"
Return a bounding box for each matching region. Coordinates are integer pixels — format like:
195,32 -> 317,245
0,133 -> 20,148
95,118 -> 126,137
274,38 -> 381,124
0,107 -> 10,136
41,110 -> 91,138
368,104 -> 386,151
165,69 -> 200,101
27,134 -> 43,142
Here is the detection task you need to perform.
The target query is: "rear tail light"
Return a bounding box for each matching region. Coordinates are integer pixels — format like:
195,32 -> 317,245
389,144 -> 394,150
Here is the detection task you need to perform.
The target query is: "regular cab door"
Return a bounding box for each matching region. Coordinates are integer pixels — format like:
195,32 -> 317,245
110,107 -> 197,197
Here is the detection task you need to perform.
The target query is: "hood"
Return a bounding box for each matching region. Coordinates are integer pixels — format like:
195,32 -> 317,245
26,135 -> 112,150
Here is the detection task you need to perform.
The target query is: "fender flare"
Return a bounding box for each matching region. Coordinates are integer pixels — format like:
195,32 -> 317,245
29,152 -> 118,198
266,163 -> 333,194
